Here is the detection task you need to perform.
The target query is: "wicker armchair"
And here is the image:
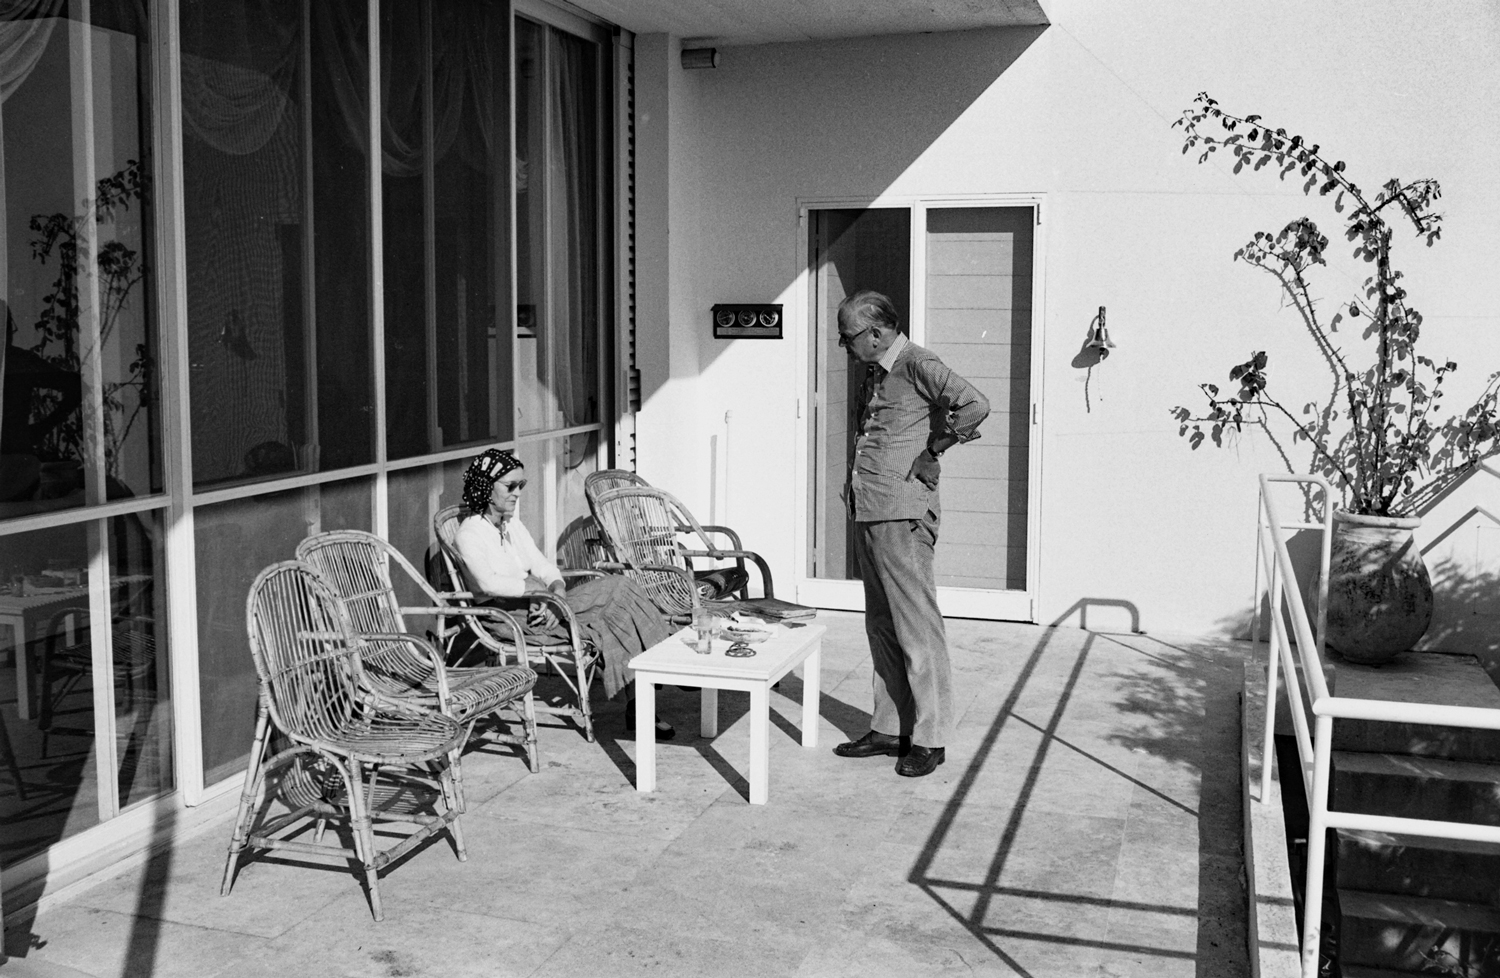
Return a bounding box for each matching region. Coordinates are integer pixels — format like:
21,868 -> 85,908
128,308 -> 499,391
222,560 -> 467,921
433,505 -> 600,742
583,468 -> 649,501
589,484 -> 775,623
584,471 -> 768,604
295,530 -> 540,774
555,513 -> 624,573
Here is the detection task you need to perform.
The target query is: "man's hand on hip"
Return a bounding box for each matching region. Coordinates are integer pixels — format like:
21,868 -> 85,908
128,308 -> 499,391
907,450 -> 941,489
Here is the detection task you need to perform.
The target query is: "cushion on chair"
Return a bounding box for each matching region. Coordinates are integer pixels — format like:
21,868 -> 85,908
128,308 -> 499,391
694,567 -> 749,601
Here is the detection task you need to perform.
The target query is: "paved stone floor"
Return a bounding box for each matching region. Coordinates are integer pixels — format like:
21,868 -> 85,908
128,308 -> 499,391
2,610 -> 1250,978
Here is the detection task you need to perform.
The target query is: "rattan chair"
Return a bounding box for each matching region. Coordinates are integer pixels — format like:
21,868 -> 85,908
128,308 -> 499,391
584,471 -> 767,604
433,506 -> 600,742
555,513 -> 623,574
295,530 -> 540,774
222,560 -> 467,921
38,607 -> 157,758
583,468 -> 649,501
589,484 -> 775,623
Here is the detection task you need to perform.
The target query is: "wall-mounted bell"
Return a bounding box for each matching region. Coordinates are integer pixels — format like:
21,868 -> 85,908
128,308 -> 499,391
1086,306 -> 1116,359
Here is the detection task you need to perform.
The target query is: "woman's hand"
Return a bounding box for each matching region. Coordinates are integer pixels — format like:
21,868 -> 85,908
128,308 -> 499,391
527,599 -> 559,630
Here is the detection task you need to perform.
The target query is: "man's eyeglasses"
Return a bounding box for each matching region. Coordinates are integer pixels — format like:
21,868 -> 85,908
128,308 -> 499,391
497,479 -> 527,494
838,326 -> 872,349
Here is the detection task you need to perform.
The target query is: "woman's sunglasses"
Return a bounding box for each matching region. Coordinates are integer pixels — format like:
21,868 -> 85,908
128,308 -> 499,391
497,479 -> 527,494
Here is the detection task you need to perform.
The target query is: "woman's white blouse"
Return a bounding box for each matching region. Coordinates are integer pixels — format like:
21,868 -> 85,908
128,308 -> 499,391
452,514 -> 563,598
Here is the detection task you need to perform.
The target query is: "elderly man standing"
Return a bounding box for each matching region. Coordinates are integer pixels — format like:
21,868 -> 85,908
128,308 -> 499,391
833,289 -> 990,777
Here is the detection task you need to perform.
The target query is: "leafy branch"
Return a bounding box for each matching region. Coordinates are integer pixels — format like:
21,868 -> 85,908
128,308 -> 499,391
1170,94 -> 1498,515
26,159 -> 151,478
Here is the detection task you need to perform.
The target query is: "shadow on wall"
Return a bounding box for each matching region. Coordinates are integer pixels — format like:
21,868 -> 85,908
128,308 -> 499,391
1418,558 -> 1500,685
640,24 -> 1047,399
1216,527 -> 1326,643
1217,530 -> 1500,688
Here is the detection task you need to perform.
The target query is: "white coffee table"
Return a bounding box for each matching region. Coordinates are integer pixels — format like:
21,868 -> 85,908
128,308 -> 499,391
628,621 -> 825,805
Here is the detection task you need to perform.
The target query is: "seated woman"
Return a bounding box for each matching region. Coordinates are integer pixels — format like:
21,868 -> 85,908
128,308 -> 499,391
453,448 -> 676,738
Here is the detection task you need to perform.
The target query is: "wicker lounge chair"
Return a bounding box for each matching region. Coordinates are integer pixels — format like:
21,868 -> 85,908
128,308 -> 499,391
433,505 -> 600,742
222,560 -> 467,921
583,471 -> 769,603
589,484 -> 775,622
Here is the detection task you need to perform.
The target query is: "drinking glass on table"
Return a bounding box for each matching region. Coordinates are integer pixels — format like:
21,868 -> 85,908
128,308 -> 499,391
691,607 -> 714,653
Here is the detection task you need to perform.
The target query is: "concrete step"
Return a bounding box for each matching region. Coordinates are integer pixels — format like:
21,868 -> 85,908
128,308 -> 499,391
1337,888 -> 1500,973
1331,751 -> 1500,824
1335,829 -> 1500,905
1329,652 -> 1500,763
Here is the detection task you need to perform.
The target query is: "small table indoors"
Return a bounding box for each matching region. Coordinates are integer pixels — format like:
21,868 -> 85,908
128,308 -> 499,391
0,585 -> 90,721
628,621 -> 825,805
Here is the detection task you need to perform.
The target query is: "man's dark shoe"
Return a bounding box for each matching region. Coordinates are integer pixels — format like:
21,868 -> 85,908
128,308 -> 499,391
833,731 -> 907,758
896,745 -> 946,777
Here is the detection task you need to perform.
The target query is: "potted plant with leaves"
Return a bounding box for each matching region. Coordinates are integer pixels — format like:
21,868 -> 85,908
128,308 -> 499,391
1172,94 -> 1500,663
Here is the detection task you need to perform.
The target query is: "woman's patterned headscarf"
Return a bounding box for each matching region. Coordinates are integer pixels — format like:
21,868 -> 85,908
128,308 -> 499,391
462,448 -> 523,514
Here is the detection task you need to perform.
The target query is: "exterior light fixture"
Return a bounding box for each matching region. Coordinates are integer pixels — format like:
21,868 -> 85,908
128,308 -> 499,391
681,47 -> 719,70
1086,306 -> 1116,358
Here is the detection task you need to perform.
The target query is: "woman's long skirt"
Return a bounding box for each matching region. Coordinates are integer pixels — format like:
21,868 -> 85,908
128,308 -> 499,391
518,574 -> 672,699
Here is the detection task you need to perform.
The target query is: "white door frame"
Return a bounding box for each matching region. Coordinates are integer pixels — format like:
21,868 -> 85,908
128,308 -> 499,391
791,193 -> 1046,622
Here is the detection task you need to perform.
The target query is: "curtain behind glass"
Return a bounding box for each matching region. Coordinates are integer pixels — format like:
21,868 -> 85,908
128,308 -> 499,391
181,0 -> 373,488
382,0 -> 511,460
547,29 -> 598,432
516,20 -> 601,437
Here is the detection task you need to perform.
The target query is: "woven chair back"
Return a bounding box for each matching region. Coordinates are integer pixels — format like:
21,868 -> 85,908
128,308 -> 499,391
245,561 -> 365,748
432,505 -> 469,589
296,531 -> 442,690
556,514 -> 613,571
583,469 -> 648,511
590,485 -> 697,616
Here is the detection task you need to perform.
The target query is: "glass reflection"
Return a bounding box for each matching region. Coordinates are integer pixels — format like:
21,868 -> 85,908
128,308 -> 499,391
515,20 -> 601,438
0,1 -> 161,519
382,0 -> 513,460
194,477 -> 371,786
181,0 -> 374,489
515,431 -> 599,562
0,510 -> 171,869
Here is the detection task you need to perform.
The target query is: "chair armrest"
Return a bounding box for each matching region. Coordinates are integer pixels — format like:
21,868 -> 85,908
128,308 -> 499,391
695,523 -> 745,550
520,589 -> 587,652
676,548 -> 775,599
561,569 -> 604,581
444,606 -> 529,666
355,631 -> 452,713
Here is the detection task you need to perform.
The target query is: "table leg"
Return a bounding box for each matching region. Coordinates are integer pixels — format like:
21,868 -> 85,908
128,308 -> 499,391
700,686 -> 718,739
748,682 -> 769,805
13,620 -> 31,721
635,676 -> 656,794
801,642 -> 821,749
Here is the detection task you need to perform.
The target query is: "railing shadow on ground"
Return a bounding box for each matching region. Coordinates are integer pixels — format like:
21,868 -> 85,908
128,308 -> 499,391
905,597 -> 1251,978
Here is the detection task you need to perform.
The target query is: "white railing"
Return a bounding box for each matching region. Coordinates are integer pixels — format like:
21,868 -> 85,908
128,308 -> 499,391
1253,473 -> 1500,978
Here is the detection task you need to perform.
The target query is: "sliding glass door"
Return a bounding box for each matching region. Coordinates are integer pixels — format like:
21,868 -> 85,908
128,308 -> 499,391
0,0 -> 172,870
803,201 -> 1040,621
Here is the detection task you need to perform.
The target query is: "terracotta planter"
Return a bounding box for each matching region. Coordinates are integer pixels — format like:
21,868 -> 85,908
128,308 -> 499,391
1318,510 -> 1433,665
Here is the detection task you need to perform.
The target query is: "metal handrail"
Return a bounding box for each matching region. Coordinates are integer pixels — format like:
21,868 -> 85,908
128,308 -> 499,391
1253,473 -> 1500,978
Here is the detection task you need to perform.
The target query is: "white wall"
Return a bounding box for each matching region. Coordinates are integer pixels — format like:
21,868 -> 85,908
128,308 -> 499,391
631,1 -> 1500,636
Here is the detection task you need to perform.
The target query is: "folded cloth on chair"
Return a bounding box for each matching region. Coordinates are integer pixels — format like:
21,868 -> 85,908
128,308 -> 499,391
694,567 -> 749,601
728,597 -> 817,621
